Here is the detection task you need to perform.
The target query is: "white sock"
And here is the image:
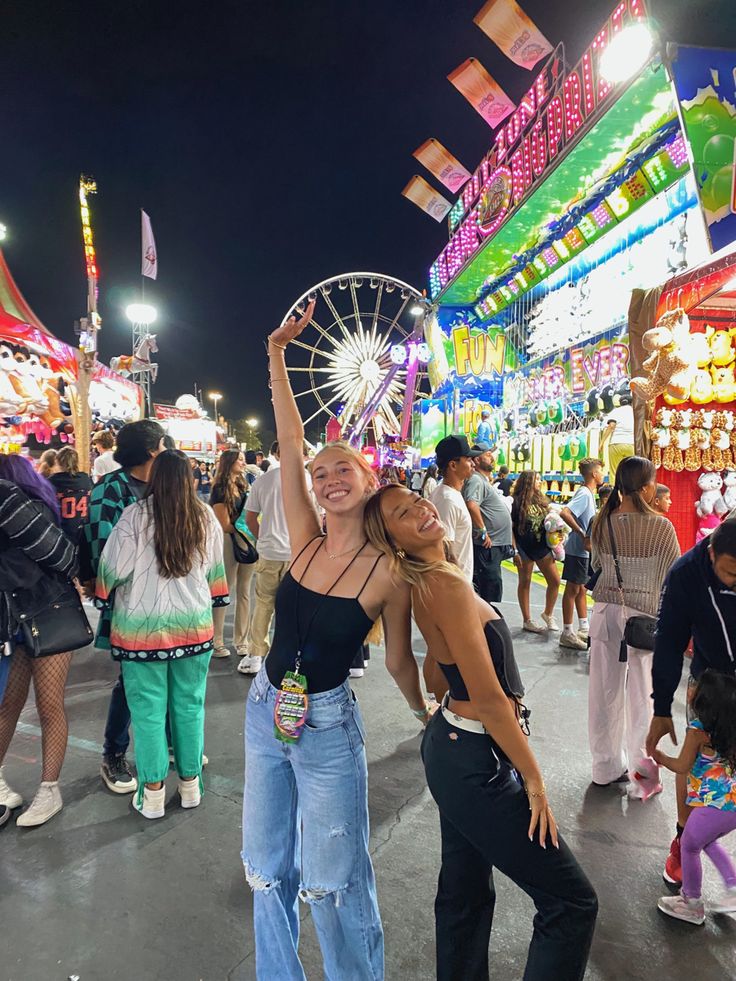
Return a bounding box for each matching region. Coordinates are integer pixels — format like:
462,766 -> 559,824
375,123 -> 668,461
563,623 -> 573,633
579,618 -> 589,630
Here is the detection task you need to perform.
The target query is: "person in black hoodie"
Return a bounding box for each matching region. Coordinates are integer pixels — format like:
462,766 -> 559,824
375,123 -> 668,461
647,520 -> 736,887
48,446 -> 93,546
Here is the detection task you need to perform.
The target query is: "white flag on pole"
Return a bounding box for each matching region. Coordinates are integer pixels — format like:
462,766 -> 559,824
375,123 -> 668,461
141,210 -> 158,280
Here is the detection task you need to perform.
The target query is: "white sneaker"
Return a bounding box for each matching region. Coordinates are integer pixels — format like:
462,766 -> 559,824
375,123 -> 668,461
577,627 -> 589,642
559,630 -> 588,651
541,613 -> 560,631
212,646 -> 231,659
523,620 -> 547,634
133,785 -> 166,820
710,886 -> 736,913
237,655 -> 263,675
16,782 -> 63,827
0,767 -> 23,809
349,668 -> 365,678
178,778 -> 201,809
657,894 -> 705,925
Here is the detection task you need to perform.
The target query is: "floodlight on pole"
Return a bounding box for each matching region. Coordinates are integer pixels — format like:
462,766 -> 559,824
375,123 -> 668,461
409,302 -> 425,317
209,391 -> 223,422
0,224 -> 6,242
246,417 -> 258,427
599,23 -> 654,85
126,302 -> 158,326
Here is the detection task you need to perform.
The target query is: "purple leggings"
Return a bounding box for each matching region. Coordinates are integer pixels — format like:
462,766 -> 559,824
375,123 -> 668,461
681,806 -> 736,899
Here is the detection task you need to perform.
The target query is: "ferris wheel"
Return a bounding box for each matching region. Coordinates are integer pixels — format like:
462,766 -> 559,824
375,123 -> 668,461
280,272 -> 431,442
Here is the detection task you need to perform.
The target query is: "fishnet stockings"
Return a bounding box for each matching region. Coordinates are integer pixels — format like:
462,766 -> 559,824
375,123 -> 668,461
0,646 -> 73,782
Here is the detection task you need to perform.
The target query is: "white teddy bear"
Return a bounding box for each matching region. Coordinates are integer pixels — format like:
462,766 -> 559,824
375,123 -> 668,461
696,472 -> 728,518
723,470 -> 736,512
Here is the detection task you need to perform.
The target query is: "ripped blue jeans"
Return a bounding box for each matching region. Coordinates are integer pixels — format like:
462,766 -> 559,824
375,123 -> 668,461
242,667 -> 384,981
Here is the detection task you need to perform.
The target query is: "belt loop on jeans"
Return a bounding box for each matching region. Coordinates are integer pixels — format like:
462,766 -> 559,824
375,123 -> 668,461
440,693 -> 487,735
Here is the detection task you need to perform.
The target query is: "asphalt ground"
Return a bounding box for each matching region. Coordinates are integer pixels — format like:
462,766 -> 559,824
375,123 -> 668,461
1,569 -> 733,980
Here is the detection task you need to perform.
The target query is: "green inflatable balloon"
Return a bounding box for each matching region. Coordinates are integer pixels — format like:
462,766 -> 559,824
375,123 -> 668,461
558,438 -> 572,461
537,401 -> 548,424
497,447 -> 506,467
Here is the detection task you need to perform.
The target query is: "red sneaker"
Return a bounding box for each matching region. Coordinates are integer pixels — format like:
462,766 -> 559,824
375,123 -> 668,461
663,835 -> 682,886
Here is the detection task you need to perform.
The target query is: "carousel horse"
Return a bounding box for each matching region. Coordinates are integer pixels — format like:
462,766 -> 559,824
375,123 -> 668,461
110,334 -> 159,383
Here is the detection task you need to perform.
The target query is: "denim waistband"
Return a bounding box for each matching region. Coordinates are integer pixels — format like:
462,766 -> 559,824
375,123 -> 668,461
249,666 -> 352,706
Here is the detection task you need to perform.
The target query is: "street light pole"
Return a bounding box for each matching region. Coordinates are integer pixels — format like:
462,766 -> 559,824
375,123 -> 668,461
209,392 -> 222,427
126,302 -> 158,416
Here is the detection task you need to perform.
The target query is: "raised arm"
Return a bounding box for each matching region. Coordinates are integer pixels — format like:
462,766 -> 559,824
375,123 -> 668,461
267,301 -> 322,553
420,573 -> 557,847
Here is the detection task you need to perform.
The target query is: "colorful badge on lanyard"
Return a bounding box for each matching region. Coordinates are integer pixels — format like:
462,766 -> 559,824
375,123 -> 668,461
274,667 -> 309,743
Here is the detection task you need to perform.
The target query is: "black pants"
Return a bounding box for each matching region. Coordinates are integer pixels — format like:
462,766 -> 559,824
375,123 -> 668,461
421,711 -> 597,981
472,544 -> 505,604
103,671 -> 131,757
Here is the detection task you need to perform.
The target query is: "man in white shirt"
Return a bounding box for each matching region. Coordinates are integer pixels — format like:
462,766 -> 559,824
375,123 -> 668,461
238,441 -> 310,675
599,399 -> 634,478
91,430 -> 120,482
429,435 -> 479,582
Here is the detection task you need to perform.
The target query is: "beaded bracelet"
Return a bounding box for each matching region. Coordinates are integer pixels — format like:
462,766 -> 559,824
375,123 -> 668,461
412,704 -> 430,719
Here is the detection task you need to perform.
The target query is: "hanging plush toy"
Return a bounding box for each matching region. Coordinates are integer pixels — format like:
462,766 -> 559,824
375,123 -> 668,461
630,310 -> 696,402
544,508 -> 569,561
584,388 -> 600,417
722,470 -> 736,512
696,472 -> 727,518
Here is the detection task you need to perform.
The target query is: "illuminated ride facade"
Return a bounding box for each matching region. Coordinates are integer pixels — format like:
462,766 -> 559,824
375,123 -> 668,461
417,0 -> 736,548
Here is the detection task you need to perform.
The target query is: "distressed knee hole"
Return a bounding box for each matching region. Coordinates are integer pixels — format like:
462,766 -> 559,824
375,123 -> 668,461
244,862 -> 279,893
298,885 -> 347,907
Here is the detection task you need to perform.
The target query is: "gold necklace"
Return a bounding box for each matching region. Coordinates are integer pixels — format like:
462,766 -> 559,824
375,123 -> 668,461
325,539 -> 366,560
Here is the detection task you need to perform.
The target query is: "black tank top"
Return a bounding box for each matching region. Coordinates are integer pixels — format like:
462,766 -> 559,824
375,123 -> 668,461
265,538 -> 382,694
437,612 -> 524,702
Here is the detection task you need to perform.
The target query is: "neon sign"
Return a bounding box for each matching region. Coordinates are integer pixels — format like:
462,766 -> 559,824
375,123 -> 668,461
79,176 -> 101,334
430,0 -> 648,298
451,325 -> 506,378
390,342 -> 431,365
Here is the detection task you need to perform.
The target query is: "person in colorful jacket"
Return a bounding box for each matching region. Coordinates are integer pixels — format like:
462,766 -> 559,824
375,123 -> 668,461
96,451 -> 228,819
80,419 -> 166,794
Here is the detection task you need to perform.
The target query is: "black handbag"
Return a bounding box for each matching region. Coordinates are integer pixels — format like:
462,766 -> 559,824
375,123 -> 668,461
230,529 -> 258,565
606,513 -> 657,661
14,578 -> 93,658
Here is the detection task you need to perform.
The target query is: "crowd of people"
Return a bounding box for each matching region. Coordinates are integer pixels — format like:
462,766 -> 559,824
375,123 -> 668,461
0,313 -> 735,977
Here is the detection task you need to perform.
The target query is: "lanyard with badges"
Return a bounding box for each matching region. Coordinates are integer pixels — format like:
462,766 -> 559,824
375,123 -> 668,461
274,539 -> 367,744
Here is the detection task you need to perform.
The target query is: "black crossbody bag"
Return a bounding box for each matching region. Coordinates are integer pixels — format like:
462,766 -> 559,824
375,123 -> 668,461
607,513 -> 657,661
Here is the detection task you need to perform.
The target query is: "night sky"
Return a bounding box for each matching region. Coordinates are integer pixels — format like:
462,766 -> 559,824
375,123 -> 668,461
2,0 -> 733,433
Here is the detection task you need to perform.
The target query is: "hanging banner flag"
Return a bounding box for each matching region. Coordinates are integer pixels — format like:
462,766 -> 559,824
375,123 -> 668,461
413,140 -> 472,194
141,210 -> 158,280
474,0 -> 553,70
448,59 -> 516,128
402,176 -> 452,222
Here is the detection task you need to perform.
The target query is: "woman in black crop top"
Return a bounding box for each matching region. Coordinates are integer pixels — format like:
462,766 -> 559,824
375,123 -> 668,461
241,304 -> 433,981
365,484 -> 598,981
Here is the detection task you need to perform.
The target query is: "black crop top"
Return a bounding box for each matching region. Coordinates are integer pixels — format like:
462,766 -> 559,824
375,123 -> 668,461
437,612 -> 524,702
265,539 -> 380,694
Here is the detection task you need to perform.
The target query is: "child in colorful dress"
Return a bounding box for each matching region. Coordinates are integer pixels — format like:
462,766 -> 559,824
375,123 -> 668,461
654,670 -> 736,924
96,451 -> 228,819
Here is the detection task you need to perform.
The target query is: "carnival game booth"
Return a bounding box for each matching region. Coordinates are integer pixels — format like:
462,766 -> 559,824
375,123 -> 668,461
0,249 -> 142,454
417,0 -> 734,498
627,249 -> 736,551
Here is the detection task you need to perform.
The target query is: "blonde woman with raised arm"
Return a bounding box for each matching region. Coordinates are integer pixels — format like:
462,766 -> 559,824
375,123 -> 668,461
242,302 -> 431,981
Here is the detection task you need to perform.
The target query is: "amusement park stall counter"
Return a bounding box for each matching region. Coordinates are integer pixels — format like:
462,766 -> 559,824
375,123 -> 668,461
0,248 -> 142,456
414,1 -> 735,504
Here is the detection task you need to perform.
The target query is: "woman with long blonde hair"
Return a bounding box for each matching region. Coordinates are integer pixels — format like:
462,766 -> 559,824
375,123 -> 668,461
242,304 -> 430,981
210,448 -> 252,658
363,482 -> 598,980
511,470 -> 561,634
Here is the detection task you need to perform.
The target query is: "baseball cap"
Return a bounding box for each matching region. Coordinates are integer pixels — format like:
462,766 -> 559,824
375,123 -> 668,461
471,441 -> 492,453
435,435 -> 483,469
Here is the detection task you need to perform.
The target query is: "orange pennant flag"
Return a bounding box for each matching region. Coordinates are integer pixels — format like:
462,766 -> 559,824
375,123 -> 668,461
448,59 -> 516,128
401,176 -> 452,222
474,0 -> 553,70
413,140 -> 471,194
